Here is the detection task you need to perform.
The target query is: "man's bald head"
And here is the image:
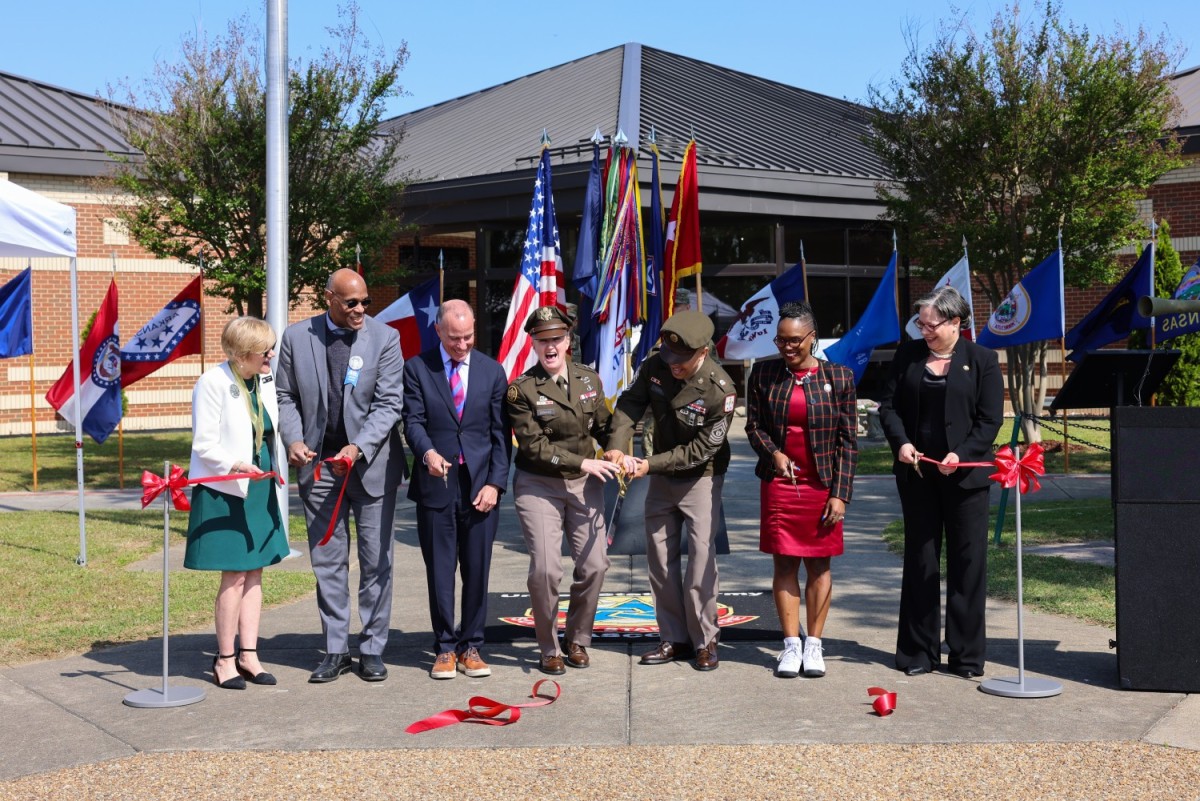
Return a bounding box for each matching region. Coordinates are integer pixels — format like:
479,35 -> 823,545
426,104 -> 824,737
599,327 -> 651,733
324,268 -> 371,330
436,299 -> 476,361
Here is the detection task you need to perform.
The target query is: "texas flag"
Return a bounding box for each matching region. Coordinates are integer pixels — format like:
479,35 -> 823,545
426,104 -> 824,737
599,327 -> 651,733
374,276 -> 441,360
46,279 -> 122,444
120,275 -> 203,388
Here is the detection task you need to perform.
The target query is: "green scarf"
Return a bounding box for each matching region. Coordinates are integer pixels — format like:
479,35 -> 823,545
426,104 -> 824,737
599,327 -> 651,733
232,368 -> 265,457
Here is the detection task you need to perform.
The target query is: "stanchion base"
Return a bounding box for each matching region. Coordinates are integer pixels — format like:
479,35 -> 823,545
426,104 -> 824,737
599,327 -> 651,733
979,675 -> 1063,698
123,685 -> 207,708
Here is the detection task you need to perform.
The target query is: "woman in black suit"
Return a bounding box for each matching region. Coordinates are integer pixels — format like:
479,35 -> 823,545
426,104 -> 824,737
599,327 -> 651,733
746,302 -> 858,679
879,286 -> 1003,678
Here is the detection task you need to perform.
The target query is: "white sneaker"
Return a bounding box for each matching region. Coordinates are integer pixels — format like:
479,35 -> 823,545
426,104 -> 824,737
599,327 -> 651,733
776,639 -> 802,678
803,637 -> 826,678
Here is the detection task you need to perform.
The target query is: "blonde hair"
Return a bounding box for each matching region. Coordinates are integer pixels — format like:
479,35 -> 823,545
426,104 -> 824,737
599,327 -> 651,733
221,317 -> 276,360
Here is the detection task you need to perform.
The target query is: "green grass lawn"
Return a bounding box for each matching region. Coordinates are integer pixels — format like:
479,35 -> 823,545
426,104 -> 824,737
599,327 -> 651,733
0,510 -> 314,666
880,498 -> 1115,627
0,430 -> 194,492
858,417 -> 1111,475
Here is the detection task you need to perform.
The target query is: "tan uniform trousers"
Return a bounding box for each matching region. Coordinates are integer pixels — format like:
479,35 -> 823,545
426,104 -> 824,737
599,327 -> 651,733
513,469 -> 611,657
644,474 -> 724,649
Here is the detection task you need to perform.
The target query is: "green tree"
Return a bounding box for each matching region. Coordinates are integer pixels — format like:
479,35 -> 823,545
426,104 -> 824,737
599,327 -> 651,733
869,0 -> 1183,438
105,4 -> 408,317
1130,220 -> 1200,406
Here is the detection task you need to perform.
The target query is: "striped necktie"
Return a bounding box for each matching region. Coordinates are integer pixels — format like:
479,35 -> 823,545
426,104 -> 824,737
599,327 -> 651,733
449,359 -> 465,419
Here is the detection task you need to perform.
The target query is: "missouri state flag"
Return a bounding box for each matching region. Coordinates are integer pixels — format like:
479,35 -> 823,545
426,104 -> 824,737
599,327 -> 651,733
375,275 -> 440,360
46,279 -> 122,444
976,249 -> 1065,349
120,275 -> 203,387
716,260 -> 807,360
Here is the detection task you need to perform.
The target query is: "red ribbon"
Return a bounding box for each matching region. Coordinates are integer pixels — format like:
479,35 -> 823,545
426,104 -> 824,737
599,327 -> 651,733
405,679 -> 561,734
140,464 -> 282,511
868,686 -> 897,717
313,456 -> 353,546
916,441 -> 1046,494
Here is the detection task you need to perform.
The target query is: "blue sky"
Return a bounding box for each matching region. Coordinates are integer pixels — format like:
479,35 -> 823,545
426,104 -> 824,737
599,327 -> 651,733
5,0 -> 1198,119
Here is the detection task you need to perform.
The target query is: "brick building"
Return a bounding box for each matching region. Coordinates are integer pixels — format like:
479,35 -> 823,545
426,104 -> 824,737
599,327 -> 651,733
1,48 -> 1196,434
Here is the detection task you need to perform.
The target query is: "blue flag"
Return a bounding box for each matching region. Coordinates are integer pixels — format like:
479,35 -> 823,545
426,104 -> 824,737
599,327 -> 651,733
572,141 -> 603,365
824,251 -> 900,384
634,144 -> 666,369
0,267 -> 33,359
1155,255 -> 1200,342
1065,244 -> 1153,360
977,249 -> 1065,349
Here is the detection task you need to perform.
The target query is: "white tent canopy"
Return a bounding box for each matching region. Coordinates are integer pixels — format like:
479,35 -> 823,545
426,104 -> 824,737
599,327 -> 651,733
0,179 -> 77,258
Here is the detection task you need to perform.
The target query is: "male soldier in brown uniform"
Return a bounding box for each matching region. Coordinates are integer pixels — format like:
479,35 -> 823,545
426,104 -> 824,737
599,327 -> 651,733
508,306 -> 622,675
605,310 -> 736,671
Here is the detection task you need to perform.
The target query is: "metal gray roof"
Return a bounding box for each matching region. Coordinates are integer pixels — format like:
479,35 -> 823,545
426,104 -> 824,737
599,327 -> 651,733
382,43 -> 891,185
0,72 -> 137,176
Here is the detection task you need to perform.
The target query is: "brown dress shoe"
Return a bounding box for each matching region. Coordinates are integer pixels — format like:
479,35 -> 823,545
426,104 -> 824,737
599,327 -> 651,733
639,641 -> 694,665
457,647 -> 491,678
564,642 -> 590,669
430,651 -> 456,680
539,654 -> 566,675
694,640 -> 720,671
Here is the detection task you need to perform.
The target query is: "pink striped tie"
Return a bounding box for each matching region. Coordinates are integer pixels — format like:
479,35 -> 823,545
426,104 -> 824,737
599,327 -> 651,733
449,359 -> 465,419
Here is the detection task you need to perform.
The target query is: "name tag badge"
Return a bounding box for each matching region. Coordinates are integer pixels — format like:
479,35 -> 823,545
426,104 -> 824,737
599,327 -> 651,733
345,355 -> 364,387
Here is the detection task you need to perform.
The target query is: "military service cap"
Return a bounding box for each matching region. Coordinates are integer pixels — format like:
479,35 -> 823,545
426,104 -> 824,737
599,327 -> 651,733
659,310 -> 714,365
524,305 -> 571,340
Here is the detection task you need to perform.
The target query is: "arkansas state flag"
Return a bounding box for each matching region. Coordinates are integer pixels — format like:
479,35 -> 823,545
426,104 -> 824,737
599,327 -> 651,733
46,279 -> 122,444
374,275 -> 440,360
716,260 -> 807,359
120,275 -> 203,387
1155,255 -> 1200,342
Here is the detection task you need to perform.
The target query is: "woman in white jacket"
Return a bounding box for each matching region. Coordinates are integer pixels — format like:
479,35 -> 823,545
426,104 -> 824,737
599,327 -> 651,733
184,317 -> 289,689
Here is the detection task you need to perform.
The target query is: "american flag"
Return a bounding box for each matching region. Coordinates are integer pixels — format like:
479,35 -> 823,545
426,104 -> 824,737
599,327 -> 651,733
497,145 -> 565,381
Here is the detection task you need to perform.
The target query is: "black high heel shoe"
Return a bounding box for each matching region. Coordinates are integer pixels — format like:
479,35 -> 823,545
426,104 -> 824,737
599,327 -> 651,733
235,648 -> 277,686
213,653 -> 247,690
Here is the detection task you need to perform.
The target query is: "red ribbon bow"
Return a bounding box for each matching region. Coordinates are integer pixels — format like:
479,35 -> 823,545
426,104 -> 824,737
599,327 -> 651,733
140,464 -> 283,511
405,679 -> 561,734
868,686 -> 897,717
141,464 -> 192,511
988,442 -> 1045,494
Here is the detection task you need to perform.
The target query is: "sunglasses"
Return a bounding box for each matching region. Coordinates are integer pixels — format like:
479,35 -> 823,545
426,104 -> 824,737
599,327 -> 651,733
331,294 -> 372,309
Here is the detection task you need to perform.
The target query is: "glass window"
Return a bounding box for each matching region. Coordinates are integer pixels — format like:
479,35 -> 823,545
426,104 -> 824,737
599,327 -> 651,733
700,218 -> 773,265
783,224 -> 845,266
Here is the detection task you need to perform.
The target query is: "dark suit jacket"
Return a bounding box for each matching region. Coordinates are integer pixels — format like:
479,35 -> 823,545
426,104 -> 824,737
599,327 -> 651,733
745,358 -> 858,502
878,338 -> 1004,490
275,313 -> 405,497
401,347 -> 510,509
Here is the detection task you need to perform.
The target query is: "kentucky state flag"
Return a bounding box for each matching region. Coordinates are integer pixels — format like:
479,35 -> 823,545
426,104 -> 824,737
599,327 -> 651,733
120,275 -> 203,387
46,279 -> 122,444
1065,244 -> 1153,360
977,249 -> 1065,349
716,260 -> 807,359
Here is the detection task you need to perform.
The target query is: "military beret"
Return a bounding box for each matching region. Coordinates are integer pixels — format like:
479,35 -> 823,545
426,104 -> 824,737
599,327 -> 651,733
524,305 -> 572,339
659,310 -> 714,365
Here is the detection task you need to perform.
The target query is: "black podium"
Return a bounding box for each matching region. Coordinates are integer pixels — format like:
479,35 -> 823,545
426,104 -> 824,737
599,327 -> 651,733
1053,349 -> 1198,691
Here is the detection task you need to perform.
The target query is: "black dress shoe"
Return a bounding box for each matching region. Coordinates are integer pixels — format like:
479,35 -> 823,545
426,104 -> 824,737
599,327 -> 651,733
309,652 -> 353,683
358,654 -> 388,682
212,653 -> 246,690
950,667 -> 984,679
903,665 -> 929,676
235,648 -> 277,686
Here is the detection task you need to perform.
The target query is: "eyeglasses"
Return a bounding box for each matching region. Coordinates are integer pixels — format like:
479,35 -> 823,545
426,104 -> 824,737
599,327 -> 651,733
261,343 -> 277,358
330,294 -> 372,309
914,318 -> 952,332
773,332 -> 815,348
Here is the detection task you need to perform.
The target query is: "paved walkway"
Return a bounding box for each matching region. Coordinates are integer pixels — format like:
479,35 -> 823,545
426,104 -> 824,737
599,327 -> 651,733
1,419 -> 1196,798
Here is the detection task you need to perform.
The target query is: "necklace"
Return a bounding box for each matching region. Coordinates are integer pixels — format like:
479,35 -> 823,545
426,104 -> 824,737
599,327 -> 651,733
792,364 -> 819,385
928,348 -> 954,359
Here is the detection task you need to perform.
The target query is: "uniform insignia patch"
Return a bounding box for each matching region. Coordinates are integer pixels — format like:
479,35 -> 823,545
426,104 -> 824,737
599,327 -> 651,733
724,394 -> 736,413
507,385 -> 519,402
710,418 -> 728,444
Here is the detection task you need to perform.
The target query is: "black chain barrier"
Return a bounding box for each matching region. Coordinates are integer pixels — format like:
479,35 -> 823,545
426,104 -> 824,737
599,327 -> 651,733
1017,412 -> 1111,452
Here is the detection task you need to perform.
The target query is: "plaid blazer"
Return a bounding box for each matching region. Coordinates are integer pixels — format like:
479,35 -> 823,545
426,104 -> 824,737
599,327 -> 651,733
745,358 -> 858,502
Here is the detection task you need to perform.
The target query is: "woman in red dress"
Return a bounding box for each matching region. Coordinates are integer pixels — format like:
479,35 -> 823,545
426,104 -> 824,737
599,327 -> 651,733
746,302 -> 858,678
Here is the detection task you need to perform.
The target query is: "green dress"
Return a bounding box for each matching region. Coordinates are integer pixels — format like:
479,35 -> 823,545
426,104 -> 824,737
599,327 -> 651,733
184,382 -> 289,571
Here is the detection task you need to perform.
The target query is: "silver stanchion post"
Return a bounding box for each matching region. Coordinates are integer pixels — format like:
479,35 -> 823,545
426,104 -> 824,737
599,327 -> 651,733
124,461 -> 206,708
980,444 -> 1063,699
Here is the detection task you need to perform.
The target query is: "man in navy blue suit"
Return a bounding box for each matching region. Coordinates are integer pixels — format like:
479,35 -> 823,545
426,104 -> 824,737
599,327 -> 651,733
401,299 -> 510,679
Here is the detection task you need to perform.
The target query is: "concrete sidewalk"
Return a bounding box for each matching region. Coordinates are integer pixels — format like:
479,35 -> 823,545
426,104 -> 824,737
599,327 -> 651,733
1,419 -> 1195,784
